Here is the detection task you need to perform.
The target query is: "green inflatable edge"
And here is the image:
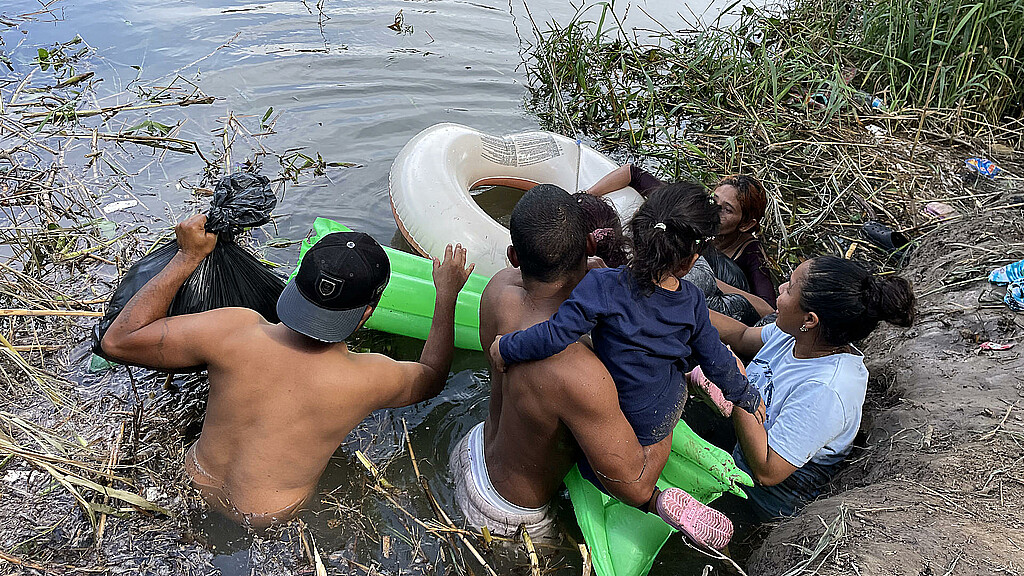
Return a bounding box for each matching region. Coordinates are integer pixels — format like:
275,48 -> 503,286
289,217 -> 488,351
292,218 -> 754,576
566,419 -> 752,576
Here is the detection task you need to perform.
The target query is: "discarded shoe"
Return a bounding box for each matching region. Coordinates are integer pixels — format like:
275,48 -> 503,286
989,258 -> 1024,285
687,365 -> 734,418
860,221 -> 912,256
656,487 -> 734,551
1005,280 -> 1024,312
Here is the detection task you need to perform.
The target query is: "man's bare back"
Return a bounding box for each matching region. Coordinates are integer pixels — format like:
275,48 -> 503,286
450,184 -> 672,538
478,268 -> 670,512
102,216 -> 474,526
186,313 -> 442,522
479,268 -> 597,506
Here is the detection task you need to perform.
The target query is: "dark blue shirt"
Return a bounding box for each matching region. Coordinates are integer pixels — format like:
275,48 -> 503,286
499,266 -> 761,446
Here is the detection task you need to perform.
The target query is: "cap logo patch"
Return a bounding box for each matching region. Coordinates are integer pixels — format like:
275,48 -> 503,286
317,274 -> 343,297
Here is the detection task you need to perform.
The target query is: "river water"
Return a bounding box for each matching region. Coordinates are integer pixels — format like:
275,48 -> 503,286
3,0 -> 743,573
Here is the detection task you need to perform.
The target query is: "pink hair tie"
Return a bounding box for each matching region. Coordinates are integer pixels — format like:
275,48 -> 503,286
591,227 -> 615,242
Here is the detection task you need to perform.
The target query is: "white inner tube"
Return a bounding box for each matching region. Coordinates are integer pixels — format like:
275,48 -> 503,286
389,123 -> 644,278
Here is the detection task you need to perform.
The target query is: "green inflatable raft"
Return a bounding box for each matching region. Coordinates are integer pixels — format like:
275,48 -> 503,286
565,422 -> 751,576
290,217 -> 489,351
295,218 -> 753,576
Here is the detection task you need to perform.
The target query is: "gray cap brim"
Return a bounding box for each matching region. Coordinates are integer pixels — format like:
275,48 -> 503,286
276,280 -> 366,343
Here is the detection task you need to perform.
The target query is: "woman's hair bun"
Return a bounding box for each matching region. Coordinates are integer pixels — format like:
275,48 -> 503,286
862,274 -> 916,327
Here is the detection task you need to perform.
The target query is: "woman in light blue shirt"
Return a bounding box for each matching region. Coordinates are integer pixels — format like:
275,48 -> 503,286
709,256 -> 916,519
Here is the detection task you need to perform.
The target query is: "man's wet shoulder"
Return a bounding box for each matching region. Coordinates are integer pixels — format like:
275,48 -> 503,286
513,343 -> 604,382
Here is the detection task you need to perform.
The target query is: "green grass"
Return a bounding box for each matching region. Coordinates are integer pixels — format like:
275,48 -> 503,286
841,0 -> 1023,120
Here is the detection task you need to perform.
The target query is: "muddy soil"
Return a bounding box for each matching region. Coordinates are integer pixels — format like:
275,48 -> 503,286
749,189 -> 1024,575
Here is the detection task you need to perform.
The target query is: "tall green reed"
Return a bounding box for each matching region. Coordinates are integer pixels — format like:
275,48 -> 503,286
803,0 -> 1024,121
524,0 -> 1022,271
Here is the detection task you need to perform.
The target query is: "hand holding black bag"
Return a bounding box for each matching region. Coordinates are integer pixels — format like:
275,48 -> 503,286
92,173 -> 286,362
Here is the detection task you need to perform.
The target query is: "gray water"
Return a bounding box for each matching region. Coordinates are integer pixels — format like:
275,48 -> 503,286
2,0 -> 746,573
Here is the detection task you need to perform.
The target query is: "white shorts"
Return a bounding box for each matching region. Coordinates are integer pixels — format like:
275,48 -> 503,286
450,422 -> 558,540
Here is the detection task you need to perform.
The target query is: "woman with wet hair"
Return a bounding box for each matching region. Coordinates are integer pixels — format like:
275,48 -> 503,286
699,256 -> 915,519
585,165 -> 777,313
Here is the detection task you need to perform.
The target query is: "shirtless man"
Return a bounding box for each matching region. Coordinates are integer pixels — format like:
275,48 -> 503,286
450,185 -> 670,538
102,215 -> 474,527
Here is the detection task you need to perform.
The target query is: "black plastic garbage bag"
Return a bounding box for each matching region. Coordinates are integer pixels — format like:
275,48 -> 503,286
684,256 -> 760,326
702,246 -> 750,292
92,173 -> 285,362
205,172 -> 278,237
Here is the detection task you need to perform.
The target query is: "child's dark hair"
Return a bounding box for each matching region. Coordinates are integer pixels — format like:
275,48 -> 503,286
572,192 -> 628,267
628,181 -> 720,294
800,256 -> 916,345
510,184 -> 588,282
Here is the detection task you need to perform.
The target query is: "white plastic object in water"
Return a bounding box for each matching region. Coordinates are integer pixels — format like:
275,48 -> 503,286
389,123 -> 644,278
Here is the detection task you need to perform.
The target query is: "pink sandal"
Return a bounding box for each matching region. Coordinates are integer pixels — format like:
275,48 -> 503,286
687,366 -> 734,417
656,487 -> 733,551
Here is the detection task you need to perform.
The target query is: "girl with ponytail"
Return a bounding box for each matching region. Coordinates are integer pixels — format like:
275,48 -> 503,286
487,182 -> 767,552
707,256 -> 915,520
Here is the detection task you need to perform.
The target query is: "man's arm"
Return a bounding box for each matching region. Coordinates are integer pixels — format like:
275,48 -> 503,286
478,269 -> 524,426
378,244 -> 474,408
101,215 -> 250,370
552,350 -> 669,508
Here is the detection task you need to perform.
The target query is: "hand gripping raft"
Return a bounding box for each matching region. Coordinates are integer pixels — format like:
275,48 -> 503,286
293,218 -> 753,576
389,123 -> 645,278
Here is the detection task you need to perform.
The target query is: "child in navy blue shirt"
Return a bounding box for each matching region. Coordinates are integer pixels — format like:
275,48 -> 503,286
488,182 -> 765,551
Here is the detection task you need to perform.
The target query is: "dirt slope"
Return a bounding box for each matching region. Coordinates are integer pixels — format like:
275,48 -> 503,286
749,201 -> 1024,575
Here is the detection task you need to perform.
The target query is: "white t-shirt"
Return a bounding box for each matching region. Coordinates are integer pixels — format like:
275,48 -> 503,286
746,323 -> 868,467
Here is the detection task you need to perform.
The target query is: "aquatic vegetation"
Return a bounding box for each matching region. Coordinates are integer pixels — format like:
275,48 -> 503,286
0,12 -> 351,571
524,0 -> 1023,272
838,0 -> 1024,122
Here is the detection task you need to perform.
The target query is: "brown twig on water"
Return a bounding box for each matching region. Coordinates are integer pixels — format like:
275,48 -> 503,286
95,421 -> 124,544
521,526 -> 541,576
0,550 -> 106,573
402,419 -> 500,576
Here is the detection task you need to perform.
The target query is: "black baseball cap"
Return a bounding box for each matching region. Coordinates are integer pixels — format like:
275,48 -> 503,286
276,231 -> 390,342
